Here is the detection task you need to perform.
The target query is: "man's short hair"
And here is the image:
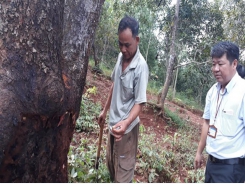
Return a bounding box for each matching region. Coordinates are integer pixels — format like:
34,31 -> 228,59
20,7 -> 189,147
210,41 -> 239,64
118,15 -> 139,37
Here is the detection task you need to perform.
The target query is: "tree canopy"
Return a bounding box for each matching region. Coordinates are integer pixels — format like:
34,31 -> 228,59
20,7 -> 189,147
93,0 -> 245,105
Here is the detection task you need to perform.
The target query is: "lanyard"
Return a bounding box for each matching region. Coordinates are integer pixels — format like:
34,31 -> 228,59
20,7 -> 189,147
214,88 -> 224,123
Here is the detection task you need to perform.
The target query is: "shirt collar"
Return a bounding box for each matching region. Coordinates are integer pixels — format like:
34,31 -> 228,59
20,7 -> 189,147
120,46 -> 140,70
216,72 -> 239,94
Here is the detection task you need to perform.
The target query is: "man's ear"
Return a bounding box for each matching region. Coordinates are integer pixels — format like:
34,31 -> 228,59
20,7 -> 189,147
136,36 -> 140,43
233,59 -> 238,68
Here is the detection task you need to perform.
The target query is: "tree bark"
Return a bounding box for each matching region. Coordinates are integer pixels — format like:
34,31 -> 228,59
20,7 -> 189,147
0,0 -> 104,182
173,66 -> 179,99
160,0 -> 180,113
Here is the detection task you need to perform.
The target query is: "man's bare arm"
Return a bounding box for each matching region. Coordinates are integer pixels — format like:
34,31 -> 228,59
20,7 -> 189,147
98,83 -> 114,126
194,119 -> 209,169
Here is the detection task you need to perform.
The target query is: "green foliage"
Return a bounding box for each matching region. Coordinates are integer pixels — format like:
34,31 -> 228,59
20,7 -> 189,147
69,87 -> 111,182
146,82 -> 204,111
75,87 -> 101,132
68,137 -> 111,183
157,0 -> 225,106
177,0 -> 224,47
176,62 -> 215,105
147,80 -> 162,95
137,121 -> 206,183
164,107 -> 185,127
185,169 -> 205,183
92,0 -> 245,109
93,0 -> 160,80
220,0 -> 245,51
89,59 -> 113,77
99,61 -> 113,77
174,90 -> 204,111
137,126 -> 175,182
68,92 -> 206,182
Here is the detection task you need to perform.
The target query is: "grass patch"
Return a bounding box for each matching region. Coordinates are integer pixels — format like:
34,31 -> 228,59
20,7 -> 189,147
174,91 -> 204,112
164,107 -> 185,128
89,59 -> 113,77
99,63 -> 113,77
147,80 -> 162,95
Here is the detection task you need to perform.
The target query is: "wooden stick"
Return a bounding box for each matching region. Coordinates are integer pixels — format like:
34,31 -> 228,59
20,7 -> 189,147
95,122 -> 104,170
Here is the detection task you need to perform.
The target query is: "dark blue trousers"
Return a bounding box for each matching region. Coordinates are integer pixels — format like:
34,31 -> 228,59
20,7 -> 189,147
205,159 -> 245,183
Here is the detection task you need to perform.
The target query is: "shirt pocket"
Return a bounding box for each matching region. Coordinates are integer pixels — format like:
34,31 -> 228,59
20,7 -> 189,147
220,109 -> 238,137
120,73 -> 134,102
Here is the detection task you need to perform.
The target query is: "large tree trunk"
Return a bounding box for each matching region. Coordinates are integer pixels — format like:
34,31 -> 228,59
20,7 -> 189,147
0,0 -> 104,182
160,0 -> 180,113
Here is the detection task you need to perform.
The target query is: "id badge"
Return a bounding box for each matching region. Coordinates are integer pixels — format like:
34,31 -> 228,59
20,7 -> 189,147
208,125 -> 217,138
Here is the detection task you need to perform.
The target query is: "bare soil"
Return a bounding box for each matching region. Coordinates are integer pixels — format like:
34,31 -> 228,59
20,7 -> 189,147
80,67 -> 205,182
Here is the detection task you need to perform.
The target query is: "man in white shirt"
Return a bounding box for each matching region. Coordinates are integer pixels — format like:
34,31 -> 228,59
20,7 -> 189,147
194,41 -> 245,183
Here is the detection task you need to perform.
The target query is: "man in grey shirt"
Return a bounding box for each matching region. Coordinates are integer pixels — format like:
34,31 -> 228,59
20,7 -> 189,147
98,15 -> 149,183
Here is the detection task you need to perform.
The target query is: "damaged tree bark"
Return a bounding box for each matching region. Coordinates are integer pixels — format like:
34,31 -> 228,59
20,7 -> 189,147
0,0 -> 104,182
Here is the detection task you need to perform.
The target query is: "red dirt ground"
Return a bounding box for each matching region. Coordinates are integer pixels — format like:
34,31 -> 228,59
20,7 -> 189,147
82,67 -> 205,182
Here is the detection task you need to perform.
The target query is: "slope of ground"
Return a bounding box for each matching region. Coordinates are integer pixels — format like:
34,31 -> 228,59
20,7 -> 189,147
80,67 -> 205,182
85,67 -> 203,138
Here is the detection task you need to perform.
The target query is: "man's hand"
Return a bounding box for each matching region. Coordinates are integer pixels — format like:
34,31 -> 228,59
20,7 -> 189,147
111,119 -> 129,141
194,152 -> 203,169
98,111 -> 106,128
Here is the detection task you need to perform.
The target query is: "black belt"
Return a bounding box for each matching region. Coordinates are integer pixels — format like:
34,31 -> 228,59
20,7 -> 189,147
209,155 -> 245,166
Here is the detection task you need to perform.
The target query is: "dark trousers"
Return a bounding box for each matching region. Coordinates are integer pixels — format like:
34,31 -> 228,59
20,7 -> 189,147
205,158 -> 245,183
106,123 -> 139,183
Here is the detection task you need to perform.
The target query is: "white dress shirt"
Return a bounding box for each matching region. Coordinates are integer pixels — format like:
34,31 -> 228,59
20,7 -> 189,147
203,73 -> 245,159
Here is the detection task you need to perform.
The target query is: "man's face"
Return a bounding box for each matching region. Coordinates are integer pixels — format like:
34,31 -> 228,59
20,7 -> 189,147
212,53 -> 237,87
118,28 -> 139,62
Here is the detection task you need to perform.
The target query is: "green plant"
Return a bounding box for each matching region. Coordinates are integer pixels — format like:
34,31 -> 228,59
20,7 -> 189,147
174,91 -> 204,111
75,87 -> 101,132
147,80 -> 162,95
185,169 -> 205,183
166,87 -> 173,101
137,116 -> 204,183
99,62 -> 113,77
164,107 -> 185,127
85,86 -> 97,96
137,126 -> 175,183
68,135 -> 111,183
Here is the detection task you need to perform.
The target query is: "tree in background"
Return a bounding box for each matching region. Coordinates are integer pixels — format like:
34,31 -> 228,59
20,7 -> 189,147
220,0 -> 245,54
0,0 -> 104,182
159,0 -> 180,113
158,0 -> 224,105
92,0 -> 121,70
93,0 -> 160,74
174,0 -> 225,105
93,0 -> 244,107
